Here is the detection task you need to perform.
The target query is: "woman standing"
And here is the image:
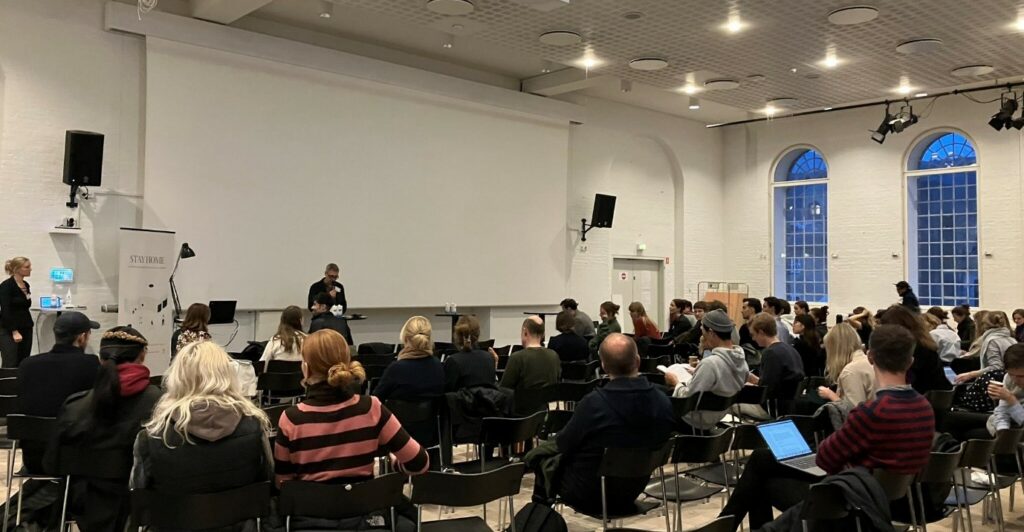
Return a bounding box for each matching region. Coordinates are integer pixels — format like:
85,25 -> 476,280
173,303 -> 212,355
259,306 -> 306,370
588,301 -> 622,357
628,301 -> 660,340
0,257 -> 34,367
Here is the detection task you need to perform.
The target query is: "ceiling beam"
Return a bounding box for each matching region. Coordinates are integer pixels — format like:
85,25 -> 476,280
190,0 -> 274,24
522,69 -> 612,97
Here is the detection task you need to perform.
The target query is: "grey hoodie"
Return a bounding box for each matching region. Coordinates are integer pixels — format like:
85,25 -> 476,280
187,402 -> 243,441
673,345 -> 750,430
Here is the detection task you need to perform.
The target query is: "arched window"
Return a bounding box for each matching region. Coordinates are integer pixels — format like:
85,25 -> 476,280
773,148 -> 828,303
906,132 -> 979,306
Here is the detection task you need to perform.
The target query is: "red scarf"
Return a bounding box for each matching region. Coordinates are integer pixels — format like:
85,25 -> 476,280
117,363 -> 151,397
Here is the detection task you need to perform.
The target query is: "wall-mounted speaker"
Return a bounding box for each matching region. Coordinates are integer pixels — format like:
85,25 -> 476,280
62,130 -> 104,187
591,193 -> 616,228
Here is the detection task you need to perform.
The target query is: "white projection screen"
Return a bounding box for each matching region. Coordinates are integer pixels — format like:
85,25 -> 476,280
143,39 -> 569,310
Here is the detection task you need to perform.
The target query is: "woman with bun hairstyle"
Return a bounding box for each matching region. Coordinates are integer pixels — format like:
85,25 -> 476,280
47,326 -> 162,532
274,329 -> 429,485
588,301 -> 622,357
0,257 -> 34,367
373,316 -> 445,401
809,306 -> 830,340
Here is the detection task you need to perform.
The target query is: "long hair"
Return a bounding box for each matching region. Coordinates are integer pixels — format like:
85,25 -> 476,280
879,304 -> 937,352
302,329 -> 364,390
823,323 -> 862,384
275,305 -> 305,352
4,257 -> 29,276
795,314 -> 821,352
453,315 -> 480,352
180,303 -> 210,333
976,311 -> 1010,338
91,326 -> 148,424
145,341 -> 269,446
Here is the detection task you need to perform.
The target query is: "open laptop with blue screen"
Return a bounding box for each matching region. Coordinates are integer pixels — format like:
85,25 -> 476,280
756,420 -> 827,477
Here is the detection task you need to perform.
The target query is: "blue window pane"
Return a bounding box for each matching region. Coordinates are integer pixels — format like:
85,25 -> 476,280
911,166 -> 979,307
777,183 -> 828,302
915,133 -> 977,170
780,149 -> 828,182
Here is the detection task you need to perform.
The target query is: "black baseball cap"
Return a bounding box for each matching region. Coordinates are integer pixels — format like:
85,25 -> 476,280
895,281 -> 911,290
53,311 -> 100,336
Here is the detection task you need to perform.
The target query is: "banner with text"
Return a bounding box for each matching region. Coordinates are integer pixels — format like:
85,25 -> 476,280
118,228 -> 176,374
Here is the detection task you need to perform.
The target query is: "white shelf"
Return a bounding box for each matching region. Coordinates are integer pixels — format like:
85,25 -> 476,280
49,227 -> 82,235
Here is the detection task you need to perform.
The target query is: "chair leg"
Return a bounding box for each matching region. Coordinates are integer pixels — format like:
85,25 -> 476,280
3,443 -> 15,532
58,475 -> 71,532
987,465 -> 1004,532
601,476 -> 608,532
508,495 -> 516,532
417,505 -> 423,532
658,466 -> 670,532
959,468 -> 974,532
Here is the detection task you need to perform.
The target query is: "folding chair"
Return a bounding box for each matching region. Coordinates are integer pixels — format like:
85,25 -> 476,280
411,463 -> 526,532
52,446 -> 133,532
130,482 -> 271,531
645,430 -> 734,531
279,474 -> 408,532
4,415 -> 61,532
961,428 -> 1023,532
907,443 -> 964,532
944,438 -> 996,532
358,342 -> 396,355
385,398 -> 445,469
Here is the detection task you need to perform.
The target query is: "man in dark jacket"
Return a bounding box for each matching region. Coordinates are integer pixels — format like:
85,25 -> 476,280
531,333 -> 674,515
307,263 -> 347,313
308,292 -> 354,346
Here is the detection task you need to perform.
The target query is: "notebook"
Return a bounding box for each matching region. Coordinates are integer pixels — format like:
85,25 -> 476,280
757,419 -> 827,477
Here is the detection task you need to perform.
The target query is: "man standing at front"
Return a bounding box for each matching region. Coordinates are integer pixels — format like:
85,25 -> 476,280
895,281 -> 921,313
307,263 -> 347,313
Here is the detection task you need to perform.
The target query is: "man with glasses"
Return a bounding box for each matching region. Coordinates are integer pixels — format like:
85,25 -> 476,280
307,263 -> 347,313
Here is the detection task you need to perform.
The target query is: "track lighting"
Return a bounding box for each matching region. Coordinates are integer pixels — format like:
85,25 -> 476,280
889,103 -> 919,134
870,104 -> 894,144
989,93 -> 1019,130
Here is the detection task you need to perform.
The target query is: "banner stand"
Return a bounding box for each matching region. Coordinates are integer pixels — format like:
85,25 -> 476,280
118,228 -> 176,375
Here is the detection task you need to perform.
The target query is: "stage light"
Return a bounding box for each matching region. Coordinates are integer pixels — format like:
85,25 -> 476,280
870,105 -> 894,144
889,103 -> 919,134
989,94 -> 1018,130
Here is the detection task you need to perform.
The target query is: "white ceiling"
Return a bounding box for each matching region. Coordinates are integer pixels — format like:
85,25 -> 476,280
171,0 -> 1024,122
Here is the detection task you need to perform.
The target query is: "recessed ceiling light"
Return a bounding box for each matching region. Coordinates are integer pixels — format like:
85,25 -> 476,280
704,78 -> 740,90
951,64 -> 995,77
763,104 -> 778,116
688,97 -> 701,110
896,38 -> 943,54
894,81 -> 914,95
722,11 -> 746,33
539,30 -> 583,46
679,84 -> 700,95
827,6 -> 879,25
746,74 -> 766,82
767,97 -> 799,108
426,0 -> 475,16
622,11 -> 645,20
790,68 -> 798,74
628,58 -> 669,71
576,53 -> 602,70
821,48 -> 840,68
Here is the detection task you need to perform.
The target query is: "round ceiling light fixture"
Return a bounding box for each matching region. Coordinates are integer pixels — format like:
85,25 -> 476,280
827,5 -> 879,25
426,0 -> 475,16
629,57 -> 669,71
539,30 -> 583,46
951,64 -> 995,77
704,78 -> 740,90
896,38 -> 943,54
746,74 -> 766,82
622,11 -> 645,20
767,97 -> 799,108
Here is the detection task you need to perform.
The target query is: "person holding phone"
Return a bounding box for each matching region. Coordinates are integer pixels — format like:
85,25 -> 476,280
0,257 -> 34,367
307,263 -> 347,314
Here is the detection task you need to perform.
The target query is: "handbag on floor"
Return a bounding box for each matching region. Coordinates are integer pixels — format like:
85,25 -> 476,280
509,502 -> 568,532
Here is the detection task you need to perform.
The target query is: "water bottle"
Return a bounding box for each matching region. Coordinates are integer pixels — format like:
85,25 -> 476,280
64,288 -> 73,308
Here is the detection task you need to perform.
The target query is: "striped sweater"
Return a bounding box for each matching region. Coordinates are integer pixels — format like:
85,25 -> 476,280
816,386 -> 934,475
274,385 -> 429,485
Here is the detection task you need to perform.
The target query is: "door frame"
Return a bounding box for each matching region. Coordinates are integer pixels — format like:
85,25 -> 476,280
611,255 -> 666,329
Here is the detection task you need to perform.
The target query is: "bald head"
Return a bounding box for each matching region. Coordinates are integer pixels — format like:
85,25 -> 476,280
521,315 -> 545,345
599,333 -> 640,378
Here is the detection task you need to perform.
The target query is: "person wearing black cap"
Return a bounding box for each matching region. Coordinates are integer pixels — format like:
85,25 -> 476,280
46,326 -> 161,532
895,281 -> 921,313
15,311 -> 101,473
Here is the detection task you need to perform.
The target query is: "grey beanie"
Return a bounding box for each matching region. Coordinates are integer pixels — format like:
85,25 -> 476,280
701,309 -> 735,333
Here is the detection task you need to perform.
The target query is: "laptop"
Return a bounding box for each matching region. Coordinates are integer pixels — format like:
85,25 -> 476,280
756,420 -> 827,477
208,300 -> 237,324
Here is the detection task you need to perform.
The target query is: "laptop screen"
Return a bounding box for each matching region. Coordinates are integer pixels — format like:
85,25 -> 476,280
757,420 -> 813,461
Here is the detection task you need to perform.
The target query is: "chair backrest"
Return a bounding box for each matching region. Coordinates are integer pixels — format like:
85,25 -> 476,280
256,372 -> 304,393
357,342 -> 396,355
959,438 -> 997,469
872,469 -> 915,501
638,355 -> 672,374
542,381 -> 596,404
800,377 -> 830,396
498,355 -> 511,370
599,440 -> 673,478
693,391 -> 736,412
6,414 -> 57,443
542,410 -> 574,437
511,344 -> 524,354
279,474 -> 408,519
478,339 -> 496,349
670,395 -> 698,418
916,445 -> 964,483
924,389 -> 954,411
734,385 -> 768,406
356,353 -> 397,367
434,341 -> 456,353
262,404 -> 290,431
265,360 -> 302,374
0,376 -> 17,396
991,427 -> 1024,455
384,397 -> 441,447
480,411 -> 546,446
0,368 -> 17,379
800,482 -> 852,520
132,482 -> 272,529
560,361 -> 592,382
640,372 -> 666,386
646,344 -> 675,358
512,387 -> 550,416
362,364 -> 389,381
670,429 -> 734,464
411,463 -> 525,507
731,423 -> 767,452
493,345 -> 512,358
54,446 -> 133,479
685,515 -> 735,532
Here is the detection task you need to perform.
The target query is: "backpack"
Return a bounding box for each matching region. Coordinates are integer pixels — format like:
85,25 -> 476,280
509,502 -> 568,532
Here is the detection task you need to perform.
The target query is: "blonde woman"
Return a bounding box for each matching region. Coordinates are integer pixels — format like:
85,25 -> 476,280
132,341 -> 272,499
0,256 -> 34,367
260,305 -> 306,370
817,323 -> 876,407
373,316 -> 444,401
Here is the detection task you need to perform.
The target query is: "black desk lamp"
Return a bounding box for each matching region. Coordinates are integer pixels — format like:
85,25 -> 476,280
170,242 -> 196,321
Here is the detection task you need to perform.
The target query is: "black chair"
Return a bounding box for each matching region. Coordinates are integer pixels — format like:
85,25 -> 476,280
257,372 -> 304,404
543,380 -> 597,408
908,444 -> 964,531
944,438 -> 997,532
450,412 -> 546,475
800,482 -> 862,529
962,428 -> 1023,532
385,398 -> 444,467
873,469 -> 917,527
561,361 -> 596,382
730,385 -> 769,423
358,342 -> 396,355
478,339 -> 496,349
0,376 -> 17,429
510,345 -> 524,354
433,342 -> 456,353
411,463 -> 526,532
638,355 -> 672,374
645,429 -> 733,531
497,355 -> 511,370
363,364 -> 390,381
52,446 -> 134,531
356,353 -> 397,367
4,415 -> 60,530
925,389 -> 955,432
262,404 -> 290,431
688,422 -> 765,487
131,482 -> 272,531
646,344 -> 675,359
492,345 -> 511,358
640,372 -> 666,386
147,375 -> 163,387
541,410 -> 575,439
564,442 -> 673,532
265,360 -> 302,374
279,474 -> 408,532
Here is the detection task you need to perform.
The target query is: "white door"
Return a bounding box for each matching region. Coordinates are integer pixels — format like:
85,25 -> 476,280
611,259 -> 663,334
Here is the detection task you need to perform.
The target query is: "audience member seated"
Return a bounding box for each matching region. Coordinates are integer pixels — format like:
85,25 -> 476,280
740,313 -> 804,420
925,308 -> 961,364
627,301 -> 660,340
817,323 -> 876,408
792,314 -> 824,377
793,300 -> 809,317
673,301 -> 709,347
46,326 -> 162,532
737,298 -> 761,348
173,303 -> 212,355
501,316 -> 560,414
946,344 -> 1024,442
678,299 -> 697,327
309,292 -> 354,346
560,298 -> 595,337
951,304 -> 975,351
527,333 -> 673,515
588,302 -> 622,357
846,306 -> 874,347
810,306 -> 829,339
954,311 -> 1016,411
663,298 -> 693,341
275,329 -> 429,484
719,324 -> 935,531
879,304 -> 951,395
260,305 -> 306,371
664,310 -> 749,432
443,315 -> 497,391
133,341 -> 271,509
373,316 -> 444,401
548,311 -> 589,363
1014,308 -> 1024,343
17,311 -> 100,472
762,297 -> 794,345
